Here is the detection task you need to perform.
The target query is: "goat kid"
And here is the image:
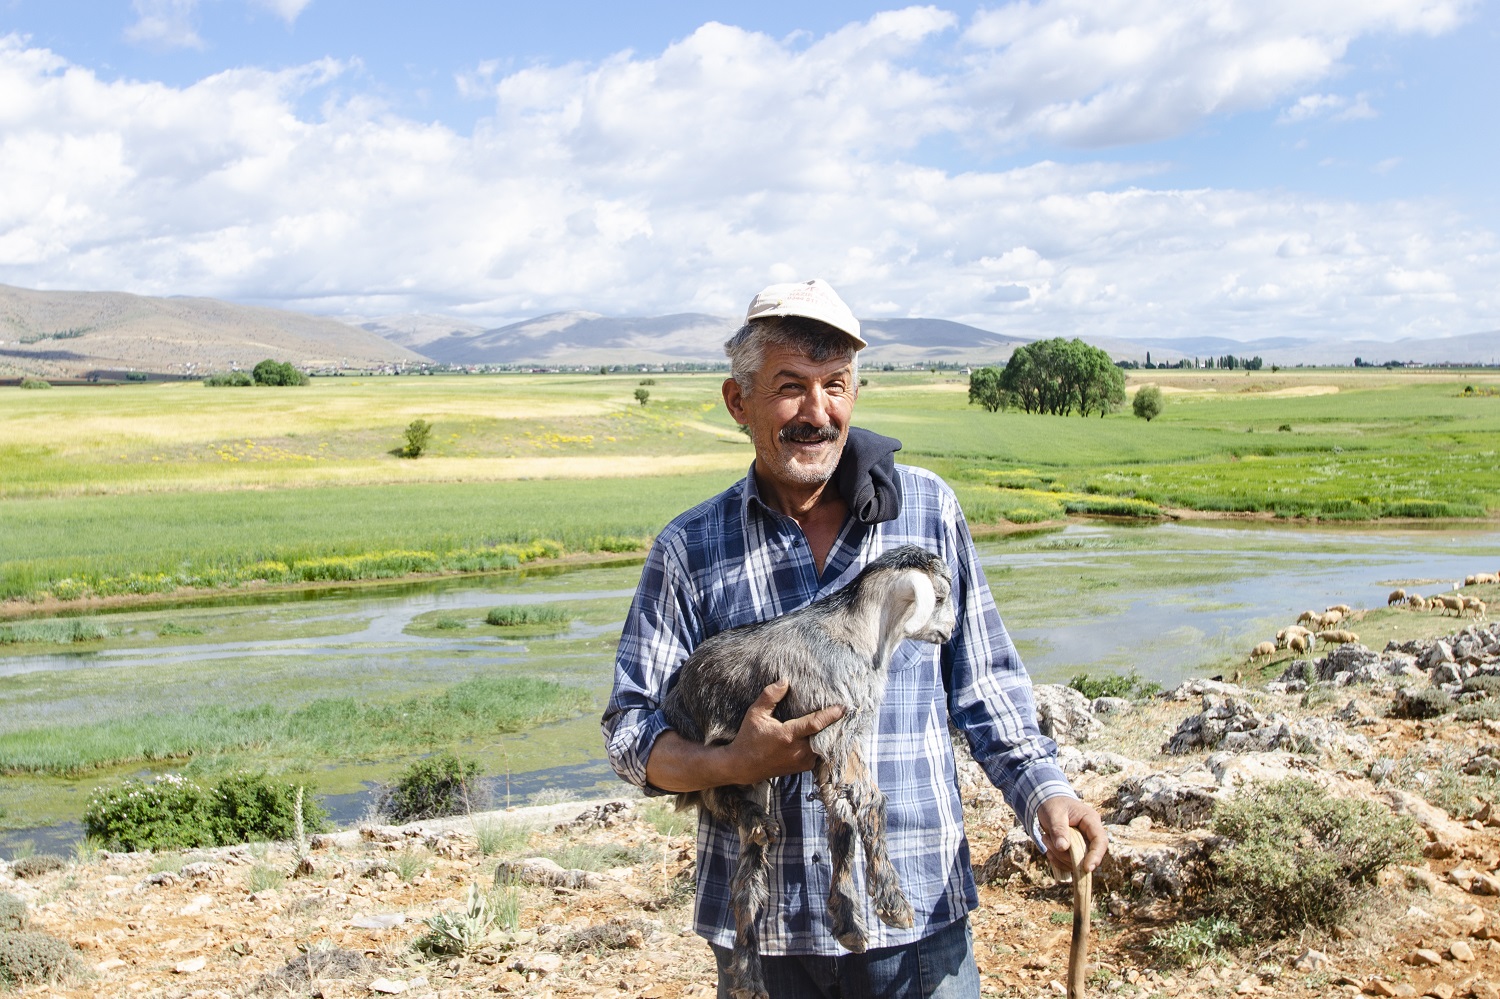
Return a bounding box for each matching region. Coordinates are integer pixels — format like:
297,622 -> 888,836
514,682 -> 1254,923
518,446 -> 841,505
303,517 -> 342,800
662,545 -> 957,999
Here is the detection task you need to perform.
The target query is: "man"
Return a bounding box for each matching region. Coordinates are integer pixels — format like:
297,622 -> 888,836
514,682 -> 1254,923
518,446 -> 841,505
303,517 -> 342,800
604,278 -> 1106,998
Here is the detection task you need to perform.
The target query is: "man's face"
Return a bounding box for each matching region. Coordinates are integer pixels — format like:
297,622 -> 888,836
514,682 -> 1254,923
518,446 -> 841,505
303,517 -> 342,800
723,342 -> 857,495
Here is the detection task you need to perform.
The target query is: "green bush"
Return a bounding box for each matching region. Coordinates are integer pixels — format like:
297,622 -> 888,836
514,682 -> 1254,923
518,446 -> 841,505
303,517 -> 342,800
18,377 -> 51,390
203,370 -> 253,387
0,931 -> 81,988
401,418 -> 433,458
1067,669 -> 1160,701
485,605 -> 571,628
83,772 -> 326,851
0,891 -> 26,931
1210,779 -> 1420,937
379,752 -> 485,823
9,854 -> 66,879
1149,917 -> 1244,967
213,772 -> 328,845
1132,384 -> 1164,422
1462,675 -> 1500,698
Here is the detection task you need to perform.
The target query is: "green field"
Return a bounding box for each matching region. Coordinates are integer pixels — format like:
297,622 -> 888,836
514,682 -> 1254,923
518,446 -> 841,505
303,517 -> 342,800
2,368 -> 1498,607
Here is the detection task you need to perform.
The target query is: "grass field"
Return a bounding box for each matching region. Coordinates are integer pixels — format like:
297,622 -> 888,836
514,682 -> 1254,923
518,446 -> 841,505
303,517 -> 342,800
2,368 -> 1498,606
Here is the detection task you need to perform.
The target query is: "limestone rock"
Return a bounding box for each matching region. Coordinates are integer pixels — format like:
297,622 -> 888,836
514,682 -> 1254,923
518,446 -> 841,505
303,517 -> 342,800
1032,684 -> 1102,745
556,800 -> 637,832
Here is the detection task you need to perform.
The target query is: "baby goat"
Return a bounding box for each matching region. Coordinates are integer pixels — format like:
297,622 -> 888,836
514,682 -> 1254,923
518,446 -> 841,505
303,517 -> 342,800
662,545 -> 957,999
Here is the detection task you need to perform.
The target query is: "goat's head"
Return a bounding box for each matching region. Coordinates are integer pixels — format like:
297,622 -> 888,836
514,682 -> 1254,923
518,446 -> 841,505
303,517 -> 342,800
863,546 -> 957,664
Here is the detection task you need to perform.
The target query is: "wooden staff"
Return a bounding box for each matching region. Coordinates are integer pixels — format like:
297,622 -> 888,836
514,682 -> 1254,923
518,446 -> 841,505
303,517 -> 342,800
1066,827 -> 1092,999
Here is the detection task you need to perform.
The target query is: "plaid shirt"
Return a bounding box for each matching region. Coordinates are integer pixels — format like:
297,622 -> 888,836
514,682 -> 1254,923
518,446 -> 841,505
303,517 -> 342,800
602,462 -> 1075,955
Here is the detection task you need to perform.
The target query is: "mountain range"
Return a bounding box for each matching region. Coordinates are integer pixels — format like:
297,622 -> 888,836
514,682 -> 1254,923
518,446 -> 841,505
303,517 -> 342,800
1,283 -> 1494,378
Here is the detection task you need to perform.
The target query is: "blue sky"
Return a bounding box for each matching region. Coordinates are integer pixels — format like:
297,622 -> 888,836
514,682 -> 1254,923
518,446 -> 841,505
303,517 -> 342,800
0,0 -> 1495,342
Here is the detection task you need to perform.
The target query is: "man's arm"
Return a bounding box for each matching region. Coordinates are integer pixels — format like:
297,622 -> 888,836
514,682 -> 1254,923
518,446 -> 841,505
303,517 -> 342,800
644,680 -> 845,792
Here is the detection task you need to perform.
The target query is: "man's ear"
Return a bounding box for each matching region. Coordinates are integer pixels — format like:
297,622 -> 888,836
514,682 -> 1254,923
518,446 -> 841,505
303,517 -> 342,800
722,377 -> 748,425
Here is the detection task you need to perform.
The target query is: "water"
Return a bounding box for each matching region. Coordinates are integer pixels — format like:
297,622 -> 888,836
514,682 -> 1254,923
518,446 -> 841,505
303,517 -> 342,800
4,520 -> 1500,857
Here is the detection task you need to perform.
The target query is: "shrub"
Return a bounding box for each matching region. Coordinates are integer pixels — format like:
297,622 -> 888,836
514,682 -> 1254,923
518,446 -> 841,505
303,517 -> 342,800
1132,384 -> 1164,421
1210,779 -> 1420,937
379,752 -> 485,823
1149,917 -> 1244,967
1067,669 -> 1160,701
485,605 -> 571,628
83,772 -> 326,851
401,418 -> 433,458
212,772 -> 329,845
18,377 -> 51,390
203,370 -> 253,387
9,854 -> 66,879
0,931 -> 81,988
633,388 -> 650,406
0,891 -> 26,931
1462,675 -> 1500,698
1392,686 -> 1454,720
415,883 -> 518,956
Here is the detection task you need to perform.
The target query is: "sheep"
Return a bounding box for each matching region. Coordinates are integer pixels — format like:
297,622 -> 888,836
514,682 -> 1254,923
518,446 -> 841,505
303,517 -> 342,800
1463,597 -> 1488,619
1388,588 -> 1406,606
1437,594 -> 1465,616
1275,624 -> 1313,647
1406,594 -> 1427,610
1326,603 -> 1352,616
662,545 -> 958,999
1297,610 -> 1320,626
1287,634 -> 1312,654
1321,609 -> 1345,627
1316,629 -> 1360,645
1250,641 -> 1276,658
1469,572 -> 1500,586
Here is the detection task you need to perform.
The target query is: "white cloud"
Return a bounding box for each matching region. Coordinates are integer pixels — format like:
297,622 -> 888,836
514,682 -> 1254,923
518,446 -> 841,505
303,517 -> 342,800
0,3 -> 1494,344
125,0 -> 204,50
1278,92 -> 1378,123
251,0 -> 315,23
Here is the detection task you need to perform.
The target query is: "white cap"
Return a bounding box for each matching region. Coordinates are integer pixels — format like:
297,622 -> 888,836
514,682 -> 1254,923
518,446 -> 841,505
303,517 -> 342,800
744,278 -> 865,348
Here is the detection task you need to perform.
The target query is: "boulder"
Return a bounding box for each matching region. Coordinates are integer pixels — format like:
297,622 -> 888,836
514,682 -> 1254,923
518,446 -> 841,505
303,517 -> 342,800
1094,825 -> 1216,899
1165,678 -> 1247,702
1032,684 -> 1102,745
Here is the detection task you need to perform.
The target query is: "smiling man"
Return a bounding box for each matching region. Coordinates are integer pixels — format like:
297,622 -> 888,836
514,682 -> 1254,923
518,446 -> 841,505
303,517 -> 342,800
603,279 -> 1105,999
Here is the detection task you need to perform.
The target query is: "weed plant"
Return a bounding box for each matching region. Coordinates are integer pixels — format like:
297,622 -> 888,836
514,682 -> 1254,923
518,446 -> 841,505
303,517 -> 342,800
8,854 -> 65,879
542,842 -> 651,873
379,752 -> 484,823
1149,917 -> 1245,967
247,864 -> 284,893
415,883 -> 519,956
0,619 -> 108,645
485,605 -> 572,628
392,847 -> 430,883
1066,669 -> 1162,701
640,800 -> 696,838
1210,779 -> 1420,936
0,891 -> 25,931
0,930 -> 81,988
471,818 -> 531,857
82,772 -> 328,851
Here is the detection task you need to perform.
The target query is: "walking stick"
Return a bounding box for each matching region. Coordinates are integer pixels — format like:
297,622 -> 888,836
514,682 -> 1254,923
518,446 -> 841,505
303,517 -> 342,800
1066,827 -> 1092,999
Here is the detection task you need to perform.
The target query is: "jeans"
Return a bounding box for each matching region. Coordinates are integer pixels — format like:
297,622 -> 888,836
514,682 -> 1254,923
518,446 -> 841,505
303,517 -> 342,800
711,917 -> 980,999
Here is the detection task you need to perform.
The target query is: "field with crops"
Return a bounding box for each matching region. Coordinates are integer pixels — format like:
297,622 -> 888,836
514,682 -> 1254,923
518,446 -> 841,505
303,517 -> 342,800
2,367 -> 1498,607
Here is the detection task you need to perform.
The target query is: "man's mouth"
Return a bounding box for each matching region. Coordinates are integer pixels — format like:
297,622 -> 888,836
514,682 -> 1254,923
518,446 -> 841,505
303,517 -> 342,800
779,424 -> 839,446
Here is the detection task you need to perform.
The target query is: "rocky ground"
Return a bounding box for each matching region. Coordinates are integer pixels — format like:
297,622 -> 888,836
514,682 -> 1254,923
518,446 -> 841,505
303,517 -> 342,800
6,595 -> 1500,999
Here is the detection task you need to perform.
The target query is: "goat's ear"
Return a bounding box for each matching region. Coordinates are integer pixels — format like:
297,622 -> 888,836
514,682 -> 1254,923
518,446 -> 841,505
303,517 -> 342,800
898,571 -> 937,636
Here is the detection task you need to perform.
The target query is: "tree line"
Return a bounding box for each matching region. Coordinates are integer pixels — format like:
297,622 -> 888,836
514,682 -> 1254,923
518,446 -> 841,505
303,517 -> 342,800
968,338 -> 1126,417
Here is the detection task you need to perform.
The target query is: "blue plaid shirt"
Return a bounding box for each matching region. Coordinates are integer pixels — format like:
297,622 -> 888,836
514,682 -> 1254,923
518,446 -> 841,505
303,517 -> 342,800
602,461 -> 1075,955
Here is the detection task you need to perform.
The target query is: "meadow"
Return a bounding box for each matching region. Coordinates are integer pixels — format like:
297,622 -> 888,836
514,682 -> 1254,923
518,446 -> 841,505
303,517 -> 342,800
2,367 -> 1498,607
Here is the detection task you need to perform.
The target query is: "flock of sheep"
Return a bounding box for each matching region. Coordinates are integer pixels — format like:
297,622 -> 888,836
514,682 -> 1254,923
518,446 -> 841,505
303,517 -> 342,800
1247,570 -> 1496,660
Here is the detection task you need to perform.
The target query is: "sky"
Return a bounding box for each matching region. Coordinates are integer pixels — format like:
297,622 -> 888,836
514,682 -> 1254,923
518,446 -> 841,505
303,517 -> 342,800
0,0 -> 1496,343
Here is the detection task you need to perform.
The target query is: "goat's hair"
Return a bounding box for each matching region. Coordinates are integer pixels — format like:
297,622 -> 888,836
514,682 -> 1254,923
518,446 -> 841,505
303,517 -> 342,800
662,544 -> 957,999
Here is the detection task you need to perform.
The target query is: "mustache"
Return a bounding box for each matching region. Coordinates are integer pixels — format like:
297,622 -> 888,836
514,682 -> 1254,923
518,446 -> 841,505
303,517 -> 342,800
779,424 -> 840,444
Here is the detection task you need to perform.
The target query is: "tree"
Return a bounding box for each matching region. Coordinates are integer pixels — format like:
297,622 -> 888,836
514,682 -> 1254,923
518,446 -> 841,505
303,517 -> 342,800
251,359 -> 308,386
967,366 -> 1009,412
634,388 -> 650,406
1132,384 -> 1165,422
998,337 -> 1124,417
401,418 -> 433,458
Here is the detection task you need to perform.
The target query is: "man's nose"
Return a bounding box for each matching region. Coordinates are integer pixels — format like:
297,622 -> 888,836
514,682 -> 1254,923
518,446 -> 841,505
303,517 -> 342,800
797,384 -> 832,424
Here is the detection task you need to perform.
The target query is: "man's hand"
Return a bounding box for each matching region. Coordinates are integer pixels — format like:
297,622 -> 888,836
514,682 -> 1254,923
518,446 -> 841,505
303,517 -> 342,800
1037,796 -> 1108,876
723,680 -> 845,784
644,680 -> 844,792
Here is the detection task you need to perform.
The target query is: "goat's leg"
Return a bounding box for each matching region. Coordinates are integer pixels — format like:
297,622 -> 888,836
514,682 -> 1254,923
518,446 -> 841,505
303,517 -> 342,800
843,751 -> 913,930
718,785 -> 775,999
814,756 -> 869,953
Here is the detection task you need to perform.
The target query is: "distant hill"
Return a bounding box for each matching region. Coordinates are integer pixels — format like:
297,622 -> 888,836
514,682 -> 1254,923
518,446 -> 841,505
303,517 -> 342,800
356,311 -> 1034,366
1128,331 -> 1500,367
0,285 -> 426,379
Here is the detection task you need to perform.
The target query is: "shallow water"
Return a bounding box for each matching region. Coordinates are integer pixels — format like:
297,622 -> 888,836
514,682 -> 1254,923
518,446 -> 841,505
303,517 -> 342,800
3,519 -> 1499,856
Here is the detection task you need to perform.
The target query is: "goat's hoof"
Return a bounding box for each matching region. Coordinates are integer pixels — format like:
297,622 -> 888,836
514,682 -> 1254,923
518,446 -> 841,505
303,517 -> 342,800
875,892 -> 914,929
834,926 -> 868,953
730,982 -> 769,999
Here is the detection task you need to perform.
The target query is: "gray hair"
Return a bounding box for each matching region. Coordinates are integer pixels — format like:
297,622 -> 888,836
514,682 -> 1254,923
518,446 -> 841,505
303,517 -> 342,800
724,316 -> 860,392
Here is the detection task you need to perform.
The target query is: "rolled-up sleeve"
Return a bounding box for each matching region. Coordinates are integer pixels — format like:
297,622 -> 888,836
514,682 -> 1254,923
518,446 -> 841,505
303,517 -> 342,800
602,535 -> 703,793
937,491 -> 1076,840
